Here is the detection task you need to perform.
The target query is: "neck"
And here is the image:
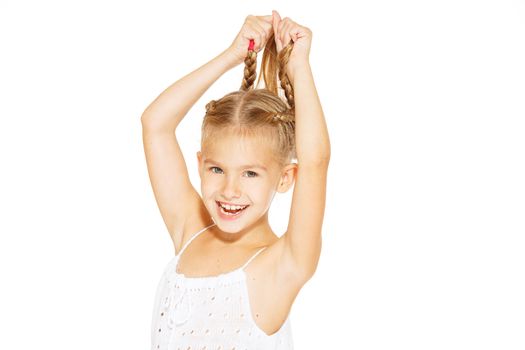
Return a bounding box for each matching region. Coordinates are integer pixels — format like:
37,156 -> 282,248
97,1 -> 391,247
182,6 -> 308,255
210,212 -> 276,248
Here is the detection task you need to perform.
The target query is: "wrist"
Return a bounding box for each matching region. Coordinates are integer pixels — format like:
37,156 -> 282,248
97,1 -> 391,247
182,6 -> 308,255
287,60 -> 311,85
219,48 -> 242,70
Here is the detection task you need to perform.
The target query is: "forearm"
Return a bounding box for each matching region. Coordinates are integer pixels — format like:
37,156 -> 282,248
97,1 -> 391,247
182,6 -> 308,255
291,62 -> 331,163
141,49 -> 239,131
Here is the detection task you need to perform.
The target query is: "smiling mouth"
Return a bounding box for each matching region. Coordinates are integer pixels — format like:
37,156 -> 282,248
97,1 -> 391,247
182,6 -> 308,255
216,201 -> 249,215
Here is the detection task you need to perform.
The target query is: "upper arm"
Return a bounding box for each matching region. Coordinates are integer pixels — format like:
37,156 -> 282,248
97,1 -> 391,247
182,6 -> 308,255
141,121 -> 202,248
284,160 -> 329,279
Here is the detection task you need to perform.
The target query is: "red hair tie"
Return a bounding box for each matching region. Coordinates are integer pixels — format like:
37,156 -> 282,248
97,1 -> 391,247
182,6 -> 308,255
248,39 -> 255,51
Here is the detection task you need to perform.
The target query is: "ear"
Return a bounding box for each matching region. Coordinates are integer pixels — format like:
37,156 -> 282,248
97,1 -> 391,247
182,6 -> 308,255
276,162 -> 298,193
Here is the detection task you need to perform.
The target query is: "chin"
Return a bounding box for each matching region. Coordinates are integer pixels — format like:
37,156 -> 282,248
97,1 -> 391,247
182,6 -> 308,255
215,224 -> 238,234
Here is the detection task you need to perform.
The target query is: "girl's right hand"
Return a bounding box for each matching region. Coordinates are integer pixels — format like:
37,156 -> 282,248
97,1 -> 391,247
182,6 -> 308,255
225,15 -> 274,66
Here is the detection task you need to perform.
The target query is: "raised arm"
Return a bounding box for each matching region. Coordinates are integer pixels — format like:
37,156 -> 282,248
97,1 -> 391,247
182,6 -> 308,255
273,11 -> 331,281
140,49 -> 238,130
286,61 -> 330,279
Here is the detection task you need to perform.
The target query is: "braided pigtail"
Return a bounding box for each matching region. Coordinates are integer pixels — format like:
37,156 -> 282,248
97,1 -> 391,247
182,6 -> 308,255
277,44 -> 295,110
240,43 -> 257,91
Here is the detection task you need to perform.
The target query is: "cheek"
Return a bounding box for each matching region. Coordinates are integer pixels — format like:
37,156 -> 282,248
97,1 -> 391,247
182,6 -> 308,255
200,181 -> 215,199
201,176 -> 218,189
251,183 -> 274,200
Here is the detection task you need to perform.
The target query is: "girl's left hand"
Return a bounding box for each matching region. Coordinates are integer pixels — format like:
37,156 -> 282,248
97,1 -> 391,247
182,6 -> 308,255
272,10 -> 312,76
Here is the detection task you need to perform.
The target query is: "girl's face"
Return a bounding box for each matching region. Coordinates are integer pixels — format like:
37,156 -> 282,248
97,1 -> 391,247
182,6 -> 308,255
197,134 -> 287,234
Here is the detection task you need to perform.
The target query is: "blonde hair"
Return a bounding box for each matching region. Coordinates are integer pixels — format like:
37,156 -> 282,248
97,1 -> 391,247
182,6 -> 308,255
201,33 -> 296,168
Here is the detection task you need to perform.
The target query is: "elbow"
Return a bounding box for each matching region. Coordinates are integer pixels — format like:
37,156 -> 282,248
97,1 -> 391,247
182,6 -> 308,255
320,151 -> 331,164
323,140 -> 332,163
298,145 -> 331,166
140,110 -> 155,125
140,112 -> 151,126
140,112 -> 178,133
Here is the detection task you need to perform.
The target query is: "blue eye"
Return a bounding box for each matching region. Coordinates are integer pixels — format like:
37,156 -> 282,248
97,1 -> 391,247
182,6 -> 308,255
209,166 -> 223,174
245,171 -> 258,178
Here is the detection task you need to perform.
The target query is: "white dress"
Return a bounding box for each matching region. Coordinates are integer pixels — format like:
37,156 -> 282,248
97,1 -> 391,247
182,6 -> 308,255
151,223 -> 294,350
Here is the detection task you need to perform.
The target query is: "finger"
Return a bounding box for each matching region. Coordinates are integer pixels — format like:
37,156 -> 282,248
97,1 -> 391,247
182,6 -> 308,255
246,19 -> 265,48
255,20 -> 273,45
283,31 -> 292,48
254,35 -> 263,52
244,30 -> 261,51
275,34 -> 282,53
273,10 -> 282,31
280,20 -> 288,43
251,20 -> 266,37
290,26 -> 301,43
256,15 -> 274,24
258,20 -> 274,38
280,18 -> 293,44
284,20 -> 297,46
272,11 -> 282,51
278,19 -> 286,45
251,22 -> 266,50
272,11 -> 280,28
259,24 -> 272,45
283,21 -> 294,46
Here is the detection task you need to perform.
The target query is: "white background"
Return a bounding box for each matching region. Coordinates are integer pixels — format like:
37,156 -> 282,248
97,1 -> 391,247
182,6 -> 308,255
1,0 -> 524,349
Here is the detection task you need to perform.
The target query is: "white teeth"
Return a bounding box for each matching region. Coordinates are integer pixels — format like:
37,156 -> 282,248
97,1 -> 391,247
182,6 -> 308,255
219,205 -> 246,216
219,202 -> 247,210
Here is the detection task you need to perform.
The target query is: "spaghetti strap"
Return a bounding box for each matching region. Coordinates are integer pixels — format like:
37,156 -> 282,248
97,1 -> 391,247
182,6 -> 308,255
177,222 -> 216,257
241,246 -> 268,270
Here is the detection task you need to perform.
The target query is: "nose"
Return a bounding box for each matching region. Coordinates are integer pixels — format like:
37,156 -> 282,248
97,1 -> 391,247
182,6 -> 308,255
221,175 -> 242,200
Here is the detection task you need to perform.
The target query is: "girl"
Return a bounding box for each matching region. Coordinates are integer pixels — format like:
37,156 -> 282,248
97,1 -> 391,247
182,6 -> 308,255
142,10 -> 330,350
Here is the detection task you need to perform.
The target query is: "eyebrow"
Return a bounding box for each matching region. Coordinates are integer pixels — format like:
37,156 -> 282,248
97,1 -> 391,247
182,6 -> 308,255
204,159 -> 267,171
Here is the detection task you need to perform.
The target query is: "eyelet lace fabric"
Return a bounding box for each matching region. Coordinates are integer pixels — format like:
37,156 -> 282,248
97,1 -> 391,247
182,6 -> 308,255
151,223 -> 294,350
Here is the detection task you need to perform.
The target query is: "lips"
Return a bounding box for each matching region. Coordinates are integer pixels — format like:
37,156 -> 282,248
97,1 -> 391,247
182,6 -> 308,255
215,201 -> 249,217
